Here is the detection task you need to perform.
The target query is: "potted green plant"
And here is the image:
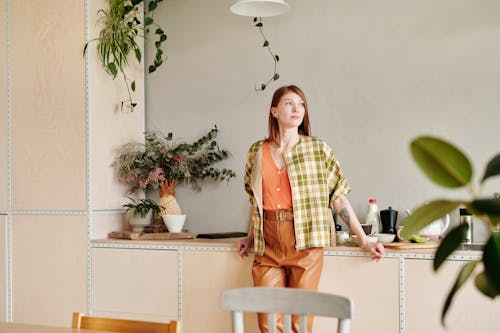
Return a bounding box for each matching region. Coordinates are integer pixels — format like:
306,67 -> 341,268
112,126 -> 236,217
402,136 -> 500,324
123,198 -> 164,233
84,0 -> 167,111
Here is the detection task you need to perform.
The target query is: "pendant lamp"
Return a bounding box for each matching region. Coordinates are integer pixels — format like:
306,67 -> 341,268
230,0 -> 290,17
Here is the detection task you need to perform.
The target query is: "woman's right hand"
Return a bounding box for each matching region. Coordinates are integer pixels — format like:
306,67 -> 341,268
237,236 -> 253,258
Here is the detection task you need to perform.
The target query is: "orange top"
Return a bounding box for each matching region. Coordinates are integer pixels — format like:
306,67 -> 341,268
262,141 -> 293,210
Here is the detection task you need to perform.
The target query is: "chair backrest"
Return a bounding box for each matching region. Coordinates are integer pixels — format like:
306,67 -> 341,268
72,312 -> 181,333
221,287 -> 353,333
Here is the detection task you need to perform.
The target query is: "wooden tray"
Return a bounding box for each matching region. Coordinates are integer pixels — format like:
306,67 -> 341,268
109,231 -> 195,240
384,241 -> 440,250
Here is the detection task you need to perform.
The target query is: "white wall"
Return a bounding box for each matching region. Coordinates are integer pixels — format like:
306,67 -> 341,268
146,0 -> 500,241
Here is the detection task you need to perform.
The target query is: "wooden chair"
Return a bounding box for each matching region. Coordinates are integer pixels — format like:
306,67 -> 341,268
72,312 -> 180,333
221,287 -> 353,333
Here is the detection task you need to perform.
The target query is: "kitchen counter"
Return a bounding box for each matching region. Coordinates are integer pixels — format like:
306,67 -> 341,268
90,237 -> 495,333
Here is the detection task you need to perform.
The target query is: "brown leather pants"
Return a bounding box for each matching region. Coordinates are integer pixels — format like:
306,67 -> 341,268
252,210 -> 324,333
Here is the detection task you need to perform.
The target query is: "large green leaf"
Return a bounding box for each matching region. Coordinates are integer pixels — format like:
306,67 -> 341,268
482,234 -> 500,295
402,200 -> 462,239
410,136 -> 473,188
481,153 -> 500,183
475,271 -> 497,298
441,261 -> 478,325
433,224 -> 468,271
471,199 -> 500,226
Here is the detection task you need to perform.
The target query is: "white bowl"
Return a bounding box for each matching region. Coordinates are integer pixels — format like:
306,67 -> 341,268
161,214 -> 186,233
376,233 -> 396,244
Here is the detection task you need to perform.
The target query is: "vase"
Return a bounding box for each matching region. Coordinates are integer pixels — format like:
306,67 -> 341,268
158,181 -> 182,215
129,210 -> 153,233
162,214 -> 187,233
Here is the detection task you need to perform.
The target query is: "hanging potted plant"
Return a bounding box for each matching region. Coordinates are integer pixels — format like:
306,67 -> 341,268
112,126 -> 236,230
84,0 -> 167,111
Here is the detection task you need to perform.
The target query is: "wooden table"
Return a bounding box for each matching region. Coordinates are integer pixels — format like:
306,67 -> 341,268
0,322 -> 113,333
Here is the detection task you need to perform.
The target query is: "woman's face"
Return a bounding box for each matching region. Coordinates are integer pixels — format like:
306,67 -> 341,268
271,92 -> 305,130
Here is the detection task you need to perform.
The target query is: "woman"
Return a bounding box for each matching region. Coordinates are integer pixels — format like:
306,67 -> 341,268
237,85 -> 385,333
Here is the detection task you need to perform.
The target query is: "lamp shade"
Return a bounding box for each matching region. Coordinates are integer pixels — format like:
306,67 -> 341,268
230,0 -> 290,17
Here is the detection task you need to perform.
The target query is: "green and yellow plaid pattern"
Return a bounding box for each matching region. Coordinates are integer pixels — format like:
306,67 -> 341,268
244,136 -> 351,255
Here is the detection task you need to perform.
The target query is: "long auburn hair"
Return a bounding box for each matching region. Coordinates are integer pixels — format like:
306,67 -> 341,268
268,85 -> 311,146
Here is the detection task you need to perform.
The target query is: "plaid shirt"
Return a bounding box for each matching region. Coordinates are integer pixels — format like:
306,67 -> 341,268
244,136 -> 351,255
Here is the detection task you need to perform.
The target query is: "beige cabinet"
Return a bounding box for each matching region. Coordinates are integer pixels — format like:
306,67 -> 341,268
405,259 -> 500,333
91,248 -> 178,323
182,250 -> 255,333
318,255 -> 400,333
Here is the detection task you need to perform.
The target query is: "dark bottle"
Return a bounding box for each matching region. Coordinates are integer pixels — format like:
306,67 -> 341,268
460,208 -> 473,245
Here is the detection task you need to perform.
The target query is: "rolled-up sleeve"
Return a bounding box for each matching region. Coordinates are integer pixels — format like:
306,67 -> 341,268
324,142 -> 351,207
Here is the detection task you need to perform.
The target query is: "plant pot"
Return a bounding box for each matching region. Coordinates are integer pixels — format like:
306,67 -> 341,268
129,210 -> 153,233
162,214 -> 186,233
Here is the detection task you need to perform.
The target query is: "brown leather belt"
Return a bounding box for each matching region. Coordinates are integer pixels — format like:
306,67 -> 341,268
263,209 -> 294,222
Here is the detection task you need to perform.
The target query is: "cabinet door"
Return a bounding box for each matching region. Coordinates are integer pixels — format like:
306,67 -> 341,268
182,251 -> 254,333
318,255 -> 400,333
92,248 -> 178,322
405,259 -> 500,333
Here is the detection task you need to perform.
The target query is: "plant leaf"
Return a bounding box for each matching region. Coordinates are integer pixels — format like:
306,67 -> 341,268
145,17 -> 154,26
148,65 -> 156,73
108,62 -> 118,78
410,136 -> 473,188
131,81 -> 136,92
149,1 -> 158,11
441,261 -> 477,325
482,233 -> 500,294
275,55 -> 280,62
481,153 -> 500,183
433,223 -> 468,271
475,271 -> 498,298
255,22 -> 263,27
134,48 -> 141,63
471,199 -> 500,225
263,40 -> 269,47
402,200 -> 462,239
160,34 -> 167,42
273,73 -> 280,80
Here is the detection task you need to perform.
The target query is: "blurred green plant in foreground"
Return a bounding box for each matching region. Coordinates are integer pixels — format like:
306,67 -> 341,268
402,136 -> 500,324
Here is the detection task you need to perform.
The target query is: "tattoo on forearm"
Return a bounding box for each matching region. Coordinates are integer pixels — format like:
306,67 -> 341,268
339,208 -> 351,228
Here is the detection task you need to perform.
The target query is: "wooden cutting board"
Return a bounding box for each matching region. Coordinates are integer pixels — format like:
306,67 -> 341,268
384,241 -> 440,250
109,231 -> 195,240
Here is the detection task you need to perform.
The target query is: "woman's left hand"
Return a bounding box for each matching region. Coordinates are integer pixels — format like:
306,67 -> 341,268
362,242 -> 385,261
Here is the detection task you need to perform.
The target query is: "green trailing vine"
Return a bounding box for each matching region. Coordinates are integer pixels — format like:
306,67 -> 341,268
253,17 -> 280,92
84,0 -> 167,111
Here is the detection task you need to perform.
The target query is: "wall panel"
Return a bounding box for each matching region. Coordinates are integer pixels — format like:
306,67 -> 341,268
89,0 -> 145,211
0,215 -> 7,322
91,213 -> 127,240
0,1 -> 7,211
12,215 -> 87,326
10,0 -> 86,211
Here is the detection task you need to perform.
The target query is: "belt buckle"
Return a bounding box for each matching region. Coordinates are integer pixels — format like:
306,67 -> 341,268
275,209 -> 285,222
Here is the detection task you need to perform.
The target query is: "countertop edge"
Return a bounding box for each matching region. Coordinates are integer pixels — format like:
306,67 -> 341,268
90,238 -> 483,257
